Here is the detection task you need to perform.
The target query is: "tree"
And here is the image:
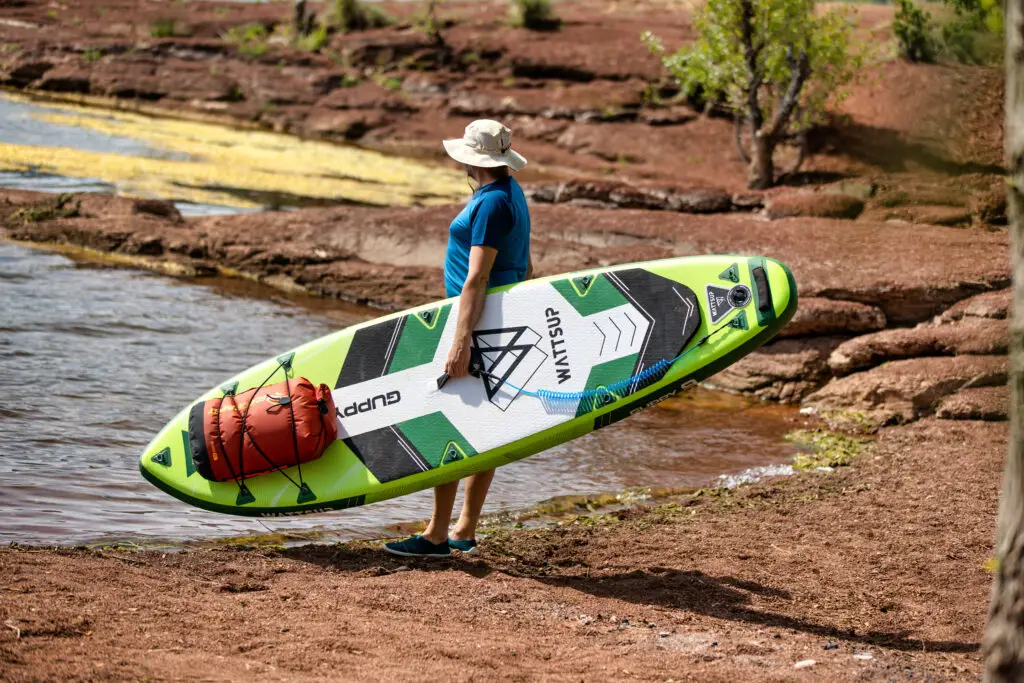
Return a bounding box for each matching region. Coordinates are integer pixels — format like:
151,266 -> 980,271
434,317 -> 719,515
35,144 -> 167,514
645,0 -> 862,189
983,1 -> 1024,680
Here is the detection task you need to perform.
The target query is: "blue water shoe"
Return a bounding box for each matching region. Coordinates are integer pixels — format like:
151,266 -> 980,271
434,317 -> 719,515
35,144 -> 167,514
384,535 -> 451,558
448,538 -> 478,554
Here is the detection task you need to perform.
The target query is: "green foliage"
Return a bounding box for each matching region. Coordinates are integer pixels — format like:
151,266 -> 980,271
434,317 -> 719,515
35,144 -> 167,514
10,194 -> 81,224
509,0 -> 561,31
644,0 -> 863,136
81,48 -> 102,63
936,8 -> 1003,65
296,23 -> 329,52
223,23 -> 269,58
785,429 -> 870,470
150,18 -> 177,38
330,0 -> 395,32
415,0 -> 445,39
894,0 -> 935,62
892,0 -> 1003,65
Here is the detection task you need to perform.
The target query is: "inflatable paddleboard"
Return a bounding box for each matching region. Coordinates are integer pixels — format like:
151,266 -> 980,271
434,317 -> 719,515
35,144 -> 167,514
139,255 -> 797,517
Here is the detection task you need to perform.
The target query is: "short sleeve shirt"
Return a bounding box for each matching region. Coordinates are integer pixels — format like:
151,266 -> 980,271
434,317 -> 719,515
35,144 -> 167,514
444,177 -> 531,298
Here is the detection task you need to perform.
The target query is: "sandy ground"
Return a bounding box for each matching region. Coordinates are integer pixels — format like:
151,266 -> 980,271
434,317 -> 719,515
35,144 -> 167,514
0,419 -> 1003,681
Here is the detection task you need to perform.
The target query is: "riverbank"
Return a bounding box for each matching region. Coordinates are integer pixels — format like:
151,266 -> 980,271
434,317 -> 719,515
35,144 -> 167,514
1,185 -> 1010,414
0,418 -> 1002,680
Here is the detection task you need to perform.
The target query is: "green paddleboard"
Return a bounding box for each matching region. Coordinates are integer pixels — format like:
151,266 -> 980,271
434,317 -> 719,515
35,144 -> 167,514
139,255 -> 797,517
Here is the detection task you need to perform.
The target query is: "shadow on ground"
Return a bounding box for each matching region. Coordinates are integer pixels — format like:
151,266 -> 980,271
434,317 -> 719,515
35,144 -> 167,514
535,566 -> 979,654
815,123 -> 1004,176
281,545 -> 978,654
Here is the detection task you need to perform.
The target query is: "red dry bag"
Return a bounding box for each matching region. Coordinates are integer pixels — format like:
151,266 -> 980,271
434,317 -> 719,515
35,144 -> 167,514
188,377 -> 337,483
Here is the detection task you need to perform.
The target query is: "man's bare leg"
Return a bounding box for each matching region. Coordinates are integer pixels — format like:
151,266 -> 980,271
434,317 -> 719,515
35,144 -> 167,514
421,480 -> 459,544
451,468 -> 496,541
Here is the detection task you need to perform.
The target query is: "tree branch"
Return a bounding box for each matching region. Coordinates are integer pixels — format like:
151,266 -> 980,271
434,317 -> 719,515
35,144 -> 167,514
738,0 -> 764,133
766,44 -> 811,141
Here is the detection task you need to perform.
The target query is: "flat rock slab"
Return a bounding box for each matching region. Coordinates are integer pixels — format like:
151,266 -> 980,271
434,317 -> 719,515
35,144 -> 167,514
707,337 -> 845,403
936,386 -> 1008,421
764,192 -> 866,220
828,317 -> 1009,376
940,288 -> 1011,321
776,297 -> 886,339
803,355 -> 1008,425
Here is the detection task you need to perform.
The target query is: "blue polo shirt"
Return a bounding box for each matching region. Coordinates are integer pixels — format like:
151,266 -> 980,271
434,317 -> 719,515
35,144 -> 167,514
444,176 -> 531,297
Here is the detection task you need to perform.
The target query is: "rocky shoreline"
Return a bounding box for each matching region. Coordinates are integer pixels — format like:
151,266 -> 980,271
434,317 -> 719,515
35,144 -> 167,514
2,184 -> 1009,428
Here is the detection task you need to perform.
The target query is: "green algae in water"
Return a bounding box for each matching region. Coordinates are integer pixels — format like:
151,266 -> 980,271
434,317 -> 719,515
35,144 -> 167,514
785,429 -> 871,470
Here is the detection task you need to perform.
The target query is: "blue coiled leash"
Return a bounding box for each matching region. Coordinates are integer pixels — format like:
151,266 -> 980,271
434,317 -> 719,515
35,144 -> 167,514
439,314 -> 740,415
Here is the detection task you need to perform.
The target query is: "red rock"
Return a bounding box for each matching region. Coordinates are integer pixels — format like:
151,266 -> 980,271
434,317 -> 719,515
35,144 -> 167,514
940,289 -> 1011,321
706,337 -> 845,403
302,109 -> 392,140
764,192 -> 865,220
89,59 -> 166,100
970,188 -> 1007,225
35,63 -> 91,94
2,60 -> 53,87
243,65 -> 322,106
318,82 -> 414,111
828,318 -> 1008,376
883,205 -> 974,227
803,355 -> 1008,425
154,62 -> 241,102
666,188 -> 732,213
131,199 -> 183,223
777,298 -> 886,339
936,386 -> 1008,421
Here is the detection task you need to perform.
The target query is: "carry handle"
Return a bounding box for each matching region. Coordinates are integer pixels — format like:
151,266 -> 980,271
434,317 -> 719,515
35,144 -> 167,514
435,348 -> 484,390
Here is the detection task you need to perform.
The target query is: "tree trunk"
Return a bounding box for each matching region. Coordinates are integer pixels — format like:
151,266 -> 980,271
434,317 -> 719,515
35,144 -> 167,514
983,1 -> 1024,680
748,130 -> 774,190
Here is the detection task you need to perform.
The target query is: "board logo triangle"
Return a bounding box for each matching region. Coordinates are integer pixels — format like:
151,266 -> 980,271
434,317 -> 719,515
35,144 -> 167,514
415,307 -> 442,329
728,309 -> 749,330
150,447 -> 171,467
441,441 -> 466,465
571,274 -> 596,296
705,284 -> 736,324
471,326 -> 548,409
718,263 -> 740,283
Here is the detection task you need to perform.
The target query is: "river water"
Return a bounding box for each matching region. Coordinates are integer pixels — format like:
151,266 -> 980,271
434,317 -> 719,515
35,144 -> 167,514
0,94 -> 804,547
0,240 -> 801,547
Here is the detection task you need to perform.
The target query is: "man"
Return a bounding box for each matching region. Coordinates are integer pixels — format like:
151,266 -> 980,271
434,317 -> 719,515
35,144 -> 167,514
385,119 -> 532,557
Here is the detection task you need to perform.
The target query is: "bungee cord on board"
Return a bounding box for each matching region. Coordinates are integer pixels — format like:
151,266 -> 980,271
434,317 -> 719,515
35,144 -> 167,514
477,312 -> 742,415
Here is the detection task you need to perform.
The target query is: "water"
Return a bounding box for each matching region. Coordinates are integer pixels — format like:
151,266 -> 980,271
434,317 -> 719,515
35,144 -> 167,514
0,93 -> 465,212
0,243 -> 803,547
0,96 -> 255,217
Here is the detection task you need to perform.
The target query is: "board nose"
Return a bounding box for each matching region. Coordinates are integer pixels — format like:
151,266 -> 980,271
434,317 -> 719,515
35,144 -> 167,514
761,258 -> 798,326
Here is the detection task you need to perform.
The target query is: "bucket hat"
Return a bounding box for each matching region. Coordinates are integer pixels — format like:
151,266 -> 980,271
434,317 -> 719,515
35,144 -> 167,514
442,119 -> 527,171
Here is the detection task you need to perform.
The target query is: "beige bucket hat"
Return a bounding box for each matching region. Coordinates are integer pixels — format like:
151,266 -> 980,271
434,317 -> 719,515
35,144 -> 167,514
443,119 -> 528,172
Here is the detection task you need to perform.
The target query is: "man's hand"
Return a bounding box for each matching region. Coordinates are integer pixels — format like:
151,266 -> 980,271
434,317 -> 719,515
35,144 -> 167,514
445,335 -> 472,378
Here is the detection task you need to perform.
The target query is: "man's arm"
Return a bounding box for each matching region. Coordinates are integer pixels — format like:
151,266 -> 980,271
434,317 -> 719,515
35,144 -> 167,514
526,252 -> 534,280
445,245 -> 498,378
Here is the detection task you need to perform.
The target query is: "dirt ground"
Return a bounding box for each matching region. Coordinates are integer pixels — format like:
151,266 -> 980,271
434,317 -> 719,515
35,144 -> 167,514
0,419 -> 1003,681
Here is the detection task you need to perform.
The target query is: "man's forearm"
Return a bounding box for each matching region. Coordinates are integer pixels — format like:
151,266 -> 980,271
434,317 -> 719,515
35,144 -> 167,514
455,279 -> 488,342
